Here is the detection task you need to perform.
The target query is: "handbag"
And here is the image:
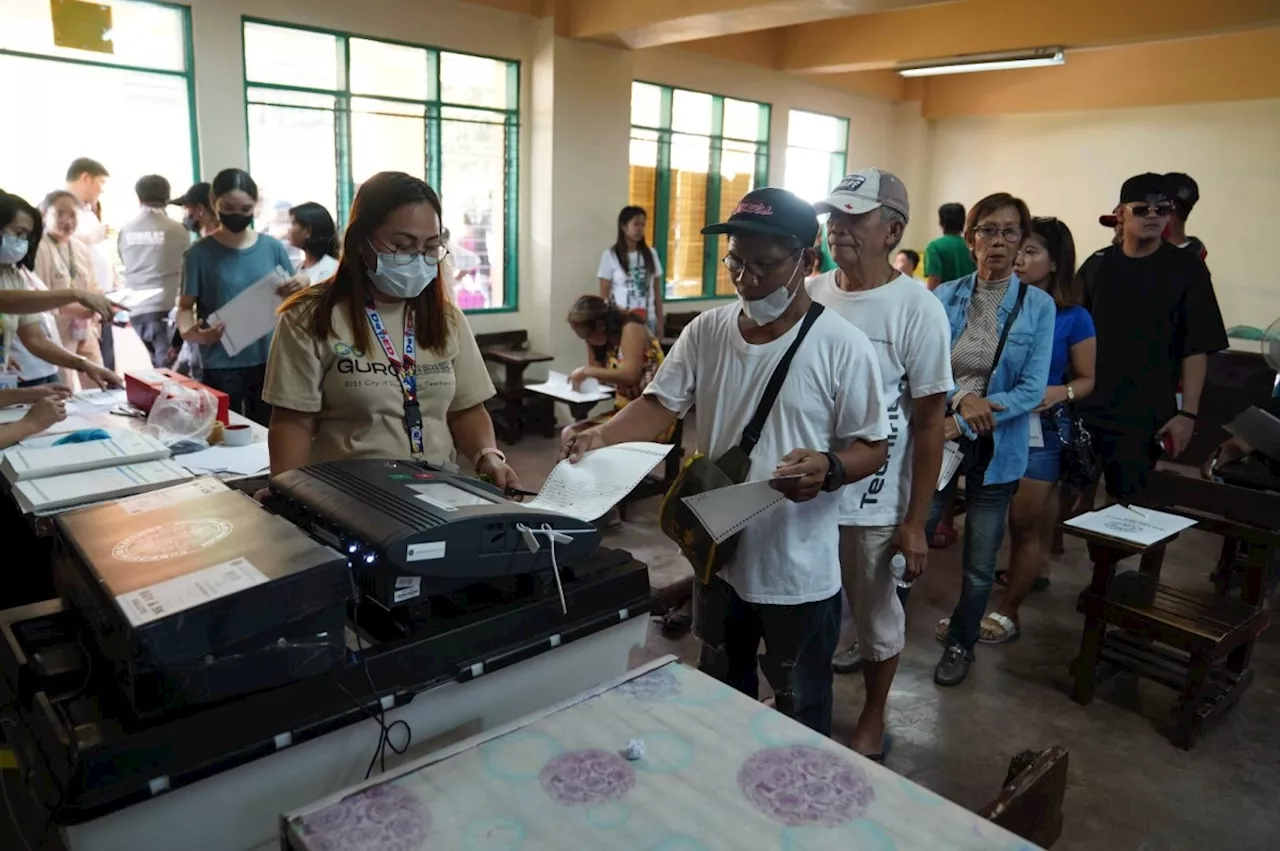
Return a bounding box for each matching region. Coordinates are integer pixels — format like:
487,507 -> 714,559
659,302 -> 825,584
1053,405 -> 1097,489
955,281 -> 1028,474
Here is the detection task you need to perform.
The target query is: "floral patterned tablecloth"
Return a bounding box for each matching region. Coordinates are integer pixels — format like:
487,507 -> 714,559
283,656 -> 1043,851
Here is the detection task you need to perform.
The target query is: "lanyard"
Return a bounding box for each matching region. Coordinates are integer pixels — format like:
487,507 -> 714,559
363,299 -> 423,456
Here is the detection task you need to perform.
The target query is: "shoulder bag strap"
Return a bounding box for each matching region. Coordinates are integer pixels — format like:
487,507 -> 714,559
985,281 -> 1028,389
737,302 -> 826,455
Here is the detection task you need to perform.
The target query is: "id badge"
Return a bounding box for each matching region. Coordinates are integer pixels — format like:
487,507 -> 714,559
0,371 -> 19,390
1028,414 -> 1045,449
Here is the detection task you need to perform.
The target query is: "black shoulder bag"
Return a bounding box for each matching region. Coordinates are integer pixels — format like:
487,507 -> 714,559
660,302 -> 826,584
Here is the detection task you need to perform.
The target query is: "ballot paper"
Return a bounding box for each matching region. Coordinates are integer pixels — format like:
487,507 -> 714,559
525,370 -> 614,405
12,459 -> 193,514
75,387 -> 129,407
208,267 -> 289,357
2,430 -> 170,482
937,440 -> 964,490
679,476 -> 803,544
177,442 -> 270,477
1064,503 -> 1198,548
524,441 -> 673,521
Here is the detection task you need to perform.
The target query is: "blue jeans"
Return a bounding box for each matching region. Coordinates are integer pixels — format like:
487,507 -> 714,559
927,474 -> 1019,651
694,578 -> 842,736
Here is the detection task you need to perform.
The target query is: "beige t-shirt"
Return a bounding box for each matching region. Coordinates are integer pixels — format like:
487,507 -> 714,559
263,299 -> 495,465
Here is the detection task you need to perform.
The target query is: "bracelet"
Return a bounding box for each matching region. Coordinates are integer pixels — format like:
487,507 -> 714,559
1177,409 -> 1198,420
1065,383 -> 1075,402
473,447 -> 506,468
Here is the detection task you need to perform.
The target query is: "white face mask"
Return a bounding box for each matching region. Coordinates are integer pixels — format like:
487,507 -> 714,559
738,256 -> 803,326
0,234 -> 29,265
366,247 -> 439,299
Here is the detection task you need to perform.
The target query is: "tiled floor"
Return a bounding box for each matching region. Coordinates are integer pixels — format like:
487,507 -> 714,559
503,428 -> 1280,851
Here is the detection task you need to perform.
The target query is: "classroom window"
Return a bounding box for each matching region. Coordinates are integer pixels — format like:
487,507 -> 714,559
242,20 -> 520,312
0,0 -> 198,248
783,110 -> 849,206
629,82 -> 770,300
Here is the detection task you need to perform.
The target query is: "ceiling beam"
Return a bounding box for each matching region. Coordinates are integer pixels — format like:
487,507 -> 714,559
565,0 -> 950,50
778,0 -> 1280,72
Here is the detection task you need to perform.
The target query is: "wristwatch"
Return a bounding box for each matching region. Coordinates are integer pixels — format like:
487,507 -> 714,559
820,451 -> 845,493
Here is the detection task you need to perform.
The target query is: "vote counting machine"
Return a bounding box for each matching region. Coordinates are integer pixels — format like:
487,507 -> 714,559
0,459 -> 647,828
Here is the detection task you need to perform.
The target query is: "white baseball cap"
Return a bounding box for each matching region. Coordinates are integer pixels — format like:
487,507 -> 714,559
814,168 -> 910,221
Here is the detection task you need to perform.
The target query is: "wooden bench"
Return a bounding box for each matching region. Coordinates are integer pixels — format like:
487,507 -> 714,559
979,746 -> 1068,848
476,330 -> 555,445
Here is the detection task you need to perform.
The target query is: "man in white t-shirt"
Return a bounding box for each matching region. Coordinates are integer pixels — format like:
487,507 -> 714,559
563,188 -> 889,736
66,157 -> 116,371
809,169 -> 953,760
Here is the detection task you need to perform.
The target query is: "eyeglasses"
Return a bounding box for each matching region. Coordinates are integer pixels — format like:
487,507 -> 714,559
1127,203 -> 1174,219
973,225 -> 1023,243
377,242 -> 449,266
722,252 -> 797,280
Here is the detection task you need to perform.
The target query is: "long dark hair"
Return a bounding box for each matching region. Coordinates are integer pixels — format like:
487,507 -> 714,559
612,206 -> 656,277
282,172 -> 451,356
209,168 -> 259,206
1028,217 -> 1080,309
0,192 -> 43,270
567,294 -> 642,364
289,202 -> 339,260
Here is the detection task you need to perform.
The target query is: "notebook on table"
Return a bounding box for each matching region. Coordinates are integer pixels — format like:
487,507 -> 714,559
2,431 -> 171,483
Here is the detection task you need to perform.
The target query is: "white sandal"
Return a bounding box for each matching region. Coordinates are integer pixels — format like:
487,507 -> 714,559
979,612 -> 1020,644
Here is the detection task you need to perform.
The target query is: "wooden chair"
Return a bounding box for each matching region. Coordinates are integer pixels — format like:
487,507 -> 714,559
978,746 -> 1068,848
475,330 -> 554,445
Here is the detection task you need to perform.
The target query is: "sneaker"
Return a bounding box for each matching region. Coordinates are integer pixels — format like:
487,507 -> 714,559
934,644 -> 974,687
832,642 -> 864,674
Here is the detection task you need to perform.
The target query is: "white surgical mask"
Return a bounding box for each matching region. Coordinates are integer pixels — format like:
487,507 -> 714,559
366,247 -> 438,299
0,234 -> 29,265
738,256 -> 803,326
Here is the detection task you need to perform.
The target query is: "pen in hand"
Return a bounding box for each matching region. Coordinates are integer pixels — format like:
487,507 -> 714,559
505,487 -> 539,499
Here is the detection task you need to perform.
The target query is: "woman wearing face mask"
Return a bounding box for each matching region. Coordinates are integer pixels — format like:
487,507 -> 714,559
0,192 -> 121,391
35,190 -> 105,385
288,202 -> 340,285
598,206 -> 664,336
926,193 -> 1055,688
263,172 -> 520,491
981,217 -> 1095,643
177,169 -> 307,425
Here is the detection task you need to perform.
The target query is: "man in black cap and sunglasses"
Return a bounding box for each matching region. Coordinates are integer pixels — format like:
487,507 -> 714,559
560,188 -> 889,738
1076,173 -> 1227,502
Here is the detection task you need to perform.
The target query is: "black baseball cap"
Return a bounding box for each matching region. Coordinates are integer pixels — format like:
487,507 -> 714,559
702,187 -> 819,246
1164,172 -> 1199,217
1119,173 -> 1170,205
169,182 -> 211,208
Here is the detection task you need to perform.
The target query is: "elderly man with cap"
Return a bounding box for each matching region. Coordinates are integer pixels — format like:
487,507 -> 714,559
807,169 -> 953,759
117,175 -> 190,368
561,187 -> 889,736
1077,173 -> 1227,502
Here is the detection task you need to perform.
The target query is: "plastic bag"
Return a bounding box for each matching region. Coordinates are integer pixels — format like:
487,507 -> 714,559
146,380 -> 218,445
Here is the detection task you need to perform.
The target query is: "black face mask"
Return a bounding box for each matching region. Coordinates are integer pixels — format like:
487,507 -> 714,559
218,212 -> 253,234
182,215 -> 200,234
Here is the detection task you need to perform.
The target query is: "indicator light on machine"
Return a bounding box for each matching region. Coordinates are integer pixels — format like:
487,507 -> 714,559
364,553 -> 376,565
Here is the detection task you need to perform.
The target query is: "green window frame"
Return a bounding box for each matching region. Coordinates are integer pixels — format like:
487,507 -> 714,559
783,109 -> 850,205
241,18 -> 521,314
0,0 -> 200,203
629,81 -> 771,301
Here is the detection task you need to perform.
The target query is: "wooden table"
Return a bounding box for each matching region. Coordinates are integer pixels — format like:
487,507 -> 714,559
283,656 -> 1043,851
1064,470 -> 1276,749
475,330 -> 555,445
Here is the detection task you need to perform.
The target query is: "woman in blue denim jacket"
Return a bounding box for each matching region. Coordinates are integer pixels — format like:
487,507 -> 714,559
926,193 -> 1055,687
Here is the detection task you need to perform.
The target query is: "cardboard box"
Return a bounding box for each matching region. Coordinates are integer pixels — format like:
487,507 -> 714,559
125,369 -> 230,425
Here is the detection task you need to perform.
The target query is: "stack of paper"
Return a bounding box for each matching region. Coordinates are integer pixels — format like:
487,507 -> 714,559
1063,503 -> 1198,547
12,459 -> 193,514
177,442 -> 270,477
2,430 -> 170,483
525,370 -> 614,405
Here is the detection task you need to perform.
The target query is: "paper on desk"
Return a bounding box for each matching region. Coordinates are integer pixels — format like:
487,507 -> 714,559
117,477 -> 230,515
177,442 -> 270,476
208,267 -> 289,357
0,406 -> 27,424
40,415 -> 99,435
937,440 -> 963,490
525,441 -> 673,521
525,370 -> 614,404
75,387 -> 129,407
1064,503 -> 1198,547
680,476 -> 802,544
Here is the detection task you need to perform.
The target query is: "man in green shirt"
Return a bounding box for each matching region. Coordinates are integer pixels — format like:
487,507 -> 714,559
923,202 -> 975,289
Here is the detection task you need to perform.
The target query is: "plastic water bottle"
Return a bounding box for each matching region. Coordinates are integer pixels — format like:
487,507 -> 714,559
889,553 -> 912,589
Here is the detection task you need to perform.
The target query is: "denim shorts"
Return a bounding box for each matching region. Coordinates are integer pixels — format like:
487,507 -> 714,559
1024,413 -> 1065,483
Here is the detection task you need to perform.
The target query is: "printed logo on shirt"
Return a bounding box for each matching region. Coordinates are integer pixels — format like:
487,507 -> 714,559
857,381 -> 905,511
333,342 -> 455,393
333,341 -> 365,358
123,230 -> 167,246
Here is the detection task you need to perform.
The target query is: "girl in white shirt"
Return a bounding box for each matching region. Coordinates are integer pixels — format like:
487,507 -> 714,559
597,205 -> 663,336
288,202 -> 340,285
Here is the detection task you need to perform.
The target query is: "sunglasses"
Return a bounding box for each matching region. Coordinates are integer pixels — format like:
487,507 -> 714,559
1128,203 -> 1174,218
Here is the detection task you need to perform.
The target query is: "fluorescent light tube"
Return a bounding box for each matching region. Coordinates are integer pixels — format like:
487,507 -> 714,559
898,50 -> 1065,78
